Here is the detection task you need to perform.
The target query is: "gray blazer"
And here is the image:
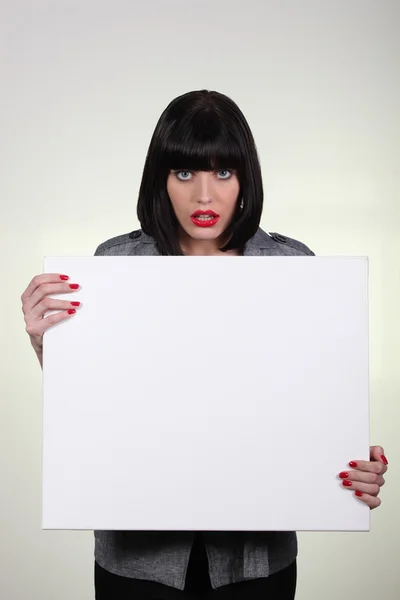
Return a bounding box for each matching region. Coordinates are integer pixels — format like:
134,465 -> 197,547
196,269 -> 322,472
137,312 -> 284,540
93,227 -> 314,590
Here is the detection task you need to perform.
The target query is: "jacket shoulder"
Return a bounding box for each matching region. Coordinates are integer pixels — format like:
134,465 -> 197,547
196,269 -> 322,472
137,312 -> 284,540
94,230 -> 144,256
267,231 -> 315,256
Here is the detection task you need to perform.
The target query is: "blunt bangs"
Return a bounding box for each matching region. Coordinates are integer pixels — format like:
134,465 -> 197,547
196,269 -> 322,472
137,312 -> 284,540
159,109 -> 244,174
137,90 -> 264,255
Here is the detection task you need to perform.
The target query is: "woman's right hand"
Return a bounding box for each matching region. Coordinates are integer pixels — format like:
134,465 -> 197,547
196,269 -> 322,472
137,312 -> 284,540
21,274 -> 81,367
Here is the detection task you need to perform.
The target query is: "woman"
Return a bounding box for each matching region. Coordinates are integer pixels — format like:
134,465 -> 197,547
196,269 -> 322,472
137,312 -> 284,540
22,90 -> 388,599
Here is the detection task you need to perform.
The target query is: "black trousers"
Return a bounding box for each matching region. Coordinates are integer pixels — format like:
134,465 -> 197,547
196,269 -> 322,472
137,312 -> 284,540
95,535 -> 297,599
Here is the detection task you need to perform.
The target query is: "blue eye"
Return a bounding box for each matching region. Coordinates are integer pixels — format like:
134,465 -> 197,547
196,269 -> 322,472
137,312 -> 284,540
175,171 -> 192,181
173,169 -> 233,181
217,170 -> 232,179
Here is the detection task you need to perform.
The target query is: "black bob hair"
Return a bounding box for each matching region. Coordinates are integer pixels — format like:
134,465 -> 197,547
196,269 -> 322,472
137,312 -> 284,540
137,90 -> 264,255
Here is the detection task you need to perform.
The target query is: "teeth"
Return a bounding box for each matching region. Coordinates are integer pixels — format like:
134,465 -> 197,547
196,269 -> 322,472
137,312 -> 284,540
196,215 -> 215,220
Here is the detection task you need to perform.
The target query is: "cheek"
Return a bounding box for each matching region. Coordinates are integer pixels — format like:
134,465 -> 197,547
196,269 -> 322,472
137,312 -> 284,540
166,178 -> 181,211
224,180 -> 240,208
166,176 -> 174,200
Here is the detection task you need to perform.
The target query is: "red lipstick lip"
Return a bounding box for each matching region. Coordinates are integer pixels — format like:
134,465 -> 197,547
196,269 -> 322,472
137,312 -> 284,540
191,210 -> 219,218
190,210 -> 220,228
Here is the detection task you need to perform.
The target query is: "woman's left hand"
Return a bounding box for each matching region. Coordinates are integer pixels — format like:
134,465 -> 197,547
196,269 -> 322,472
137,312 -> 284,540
338,446 -> 388,509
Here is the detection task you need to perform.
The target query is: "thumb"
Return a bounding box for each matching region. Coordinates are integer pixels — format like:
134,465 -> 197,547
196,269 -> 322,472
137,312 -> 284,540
370,445 -> 388,464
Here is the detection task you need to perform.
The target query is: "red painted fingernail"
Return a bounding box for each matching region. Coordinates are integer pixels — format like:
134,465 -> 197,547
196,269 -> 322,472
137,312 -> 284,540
71,301 -> 81,307
60,275 -> 69,281
339,472 -> 349,479
67,309 -> 76,315
69,284 -> 79,289
381,455 -> 388,465
343,480 -> 352,487
349,461 -> 358,468
355,491 -> 363,497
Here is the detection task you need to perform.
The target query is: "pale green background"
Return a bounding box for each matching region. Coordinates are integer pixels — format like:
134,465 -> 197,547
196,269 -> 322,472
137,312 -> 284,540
1,1 -> 399,598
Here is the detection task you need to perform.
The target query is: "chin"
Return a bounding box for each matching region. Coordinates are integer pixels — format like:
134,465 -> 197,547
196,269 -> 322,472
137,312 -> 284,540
184,225 -> 225,241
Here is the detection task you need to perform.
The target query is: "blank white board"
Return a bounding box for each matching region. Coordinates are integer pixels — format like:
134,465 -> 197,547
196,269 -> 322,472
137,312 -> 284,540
42,256 -> 370,531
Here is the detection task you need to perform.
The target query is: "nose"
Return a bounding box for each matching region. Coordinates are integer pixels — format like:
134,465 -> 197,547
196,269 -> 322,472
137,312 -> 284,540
194,172 -> 212,205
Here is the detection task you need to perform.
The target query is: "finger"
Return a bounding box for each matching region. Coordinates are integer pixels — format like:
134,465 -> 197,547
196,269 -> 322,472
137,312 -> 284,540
369,445 -> 389,465
338,470 -> 385,486
25,308 -> 78,337
21,273 -> 71,303
22,281 -> 80,315
340,479 -> 381,496
348,460 -> 387,476
28,298 -> 81,322
354,491 -> 381,510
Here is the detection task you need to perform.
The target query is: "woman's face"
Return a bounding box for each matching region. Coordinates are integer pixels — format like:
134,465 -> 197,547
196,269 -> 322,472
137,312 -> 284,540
166,169 -> 240,242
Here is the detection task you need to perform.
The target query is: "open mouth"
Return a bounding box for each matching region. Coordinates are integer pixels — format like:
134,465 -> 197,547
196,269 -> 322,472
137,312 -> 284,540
190,210 -> 220,228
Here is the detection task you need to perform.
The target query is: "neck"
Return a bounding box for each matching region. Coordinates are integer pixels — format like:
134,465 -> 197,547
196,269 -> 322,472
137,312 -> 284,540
179,229 -> 239,256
